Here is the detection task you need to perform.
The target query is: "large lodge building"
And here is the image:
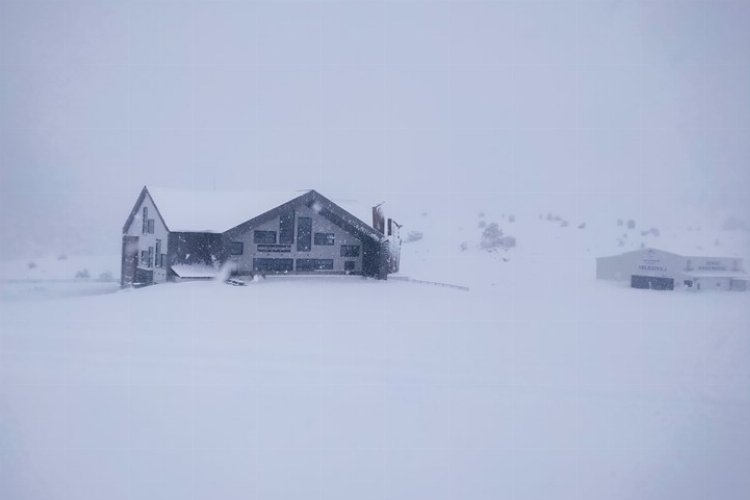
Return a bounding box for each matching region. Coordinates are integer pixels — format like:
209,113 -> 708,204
121,187 -> 401,287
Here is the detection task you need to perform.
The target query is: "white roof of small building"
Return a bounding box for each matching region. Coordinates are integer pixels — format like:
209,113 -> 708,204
170,264 -> 219,279
600,247 -> 746,261
683,270 -> 747,279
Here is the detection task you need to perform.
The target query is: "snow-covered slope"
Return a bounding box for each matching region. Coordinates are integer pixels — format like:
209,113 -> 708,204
1,200 -> 749,500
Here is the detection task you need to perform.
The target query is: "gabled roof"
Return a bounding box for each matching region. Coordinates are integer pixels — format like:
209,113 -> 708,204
225,190 -> 384,242
598,247 -> 746,261
123,186 -> 384,240
171,264 -> 219,279
122,186 -> 167,234
597,248 -> 684,260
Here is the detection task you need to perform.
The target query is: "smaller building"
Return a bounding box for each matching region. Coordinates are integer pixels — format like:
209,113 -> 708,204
596,248 -> 748,291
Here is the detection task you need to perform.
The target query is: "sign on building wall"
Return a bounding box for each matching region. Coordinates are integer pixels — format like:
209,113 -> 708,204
638,249 -> 667,273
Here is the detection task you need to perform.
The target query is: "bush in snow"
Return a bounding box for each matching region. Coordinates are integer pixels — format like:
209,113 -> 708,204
404,230 -> 424,243
578,222 -> 586,229
641,227 -> 660,237
508,214 -> 515,223
499,235 -> 516,248
75,269 -> 90,279
460,241 -> 469,251
480,223 -> 516,250
481,223 -> 503,249
478,220 -> 487,228
627,219 -> 636,229
57,253 -> 67,260
722,216 -> 748,231
27,261 -> 37,269
98,271 -> 114,282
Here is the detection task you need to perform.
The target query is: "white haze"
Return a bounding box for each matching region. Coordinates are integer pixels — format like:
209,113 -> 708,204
1,0 -> 749,259
2,3 -> 750,500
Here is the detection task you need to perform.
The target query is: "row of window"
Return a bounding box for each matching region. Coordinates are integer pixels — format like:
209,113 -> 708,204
141,207 -> 155,234
252,258 -> 356,273
140,250 -> 166,268
249,214 -> 342,251
233,238 -> 360,257
140,239 -> 165,268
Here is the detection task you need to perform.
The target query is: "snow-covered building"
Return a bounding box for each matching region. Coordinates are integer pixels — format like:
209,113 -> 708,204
121,187 -> 401,286
596,248 -> 747,291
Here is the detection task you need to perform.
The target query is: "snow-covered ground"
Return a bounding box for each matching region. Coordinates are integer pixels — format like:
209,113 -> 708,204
2,207 -> 749,500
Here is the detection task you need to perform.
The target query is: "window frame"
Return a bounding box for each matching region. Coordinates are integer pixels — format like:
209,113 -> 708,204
340,245 -> 361,257
155,239 -> 162,267
230,241 -> 244,255
253,258 -> 294,273
296,217 -> 312,251
253,230 -> 278,245
279,210 -> 295,245
296,258 -> 334,272
313,232 -> 335,246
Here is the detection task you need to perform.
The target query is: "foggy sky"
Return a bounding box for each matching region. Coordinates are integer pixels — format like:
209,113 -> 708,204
1,0 -> 749,258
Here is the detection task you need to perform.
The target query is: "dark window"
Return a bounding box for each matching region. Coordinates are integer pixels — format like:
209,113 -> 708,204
148,219 -> 155,234
344,260 -> 355,271
230,241 -> 244,255
279,210 -> 295,244
314,232 -> 335,245
254,230 -> 277,244
155,239 -> 162,267
148,247 -> 154,268
340,245 -> 360,257
160,254 -> 166,268
296,259 -> 334,271
140,250 -> 148,266
630,275 -> 674,291
253,258 -> 294,273
142,207 -> 148,234
297,217 -> 312,251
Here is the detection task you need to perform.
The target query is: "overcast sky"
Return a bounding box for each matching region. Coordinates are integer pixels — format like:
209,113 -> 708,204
1,0 -> 748,258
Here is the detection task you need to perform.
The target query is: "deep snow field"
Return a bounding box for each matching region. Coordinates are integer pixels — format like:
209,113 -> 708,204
2,202 -> 750,500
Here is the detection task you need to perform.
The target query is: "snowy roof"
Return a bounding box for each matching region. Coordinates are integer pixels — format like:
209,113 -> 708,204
322,197 -> 375,232
147,187 -> 310,232
600,247 -> 747,260
683,270 -> 747,279
170,264 -> 219,279
146,187 -> 377,234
